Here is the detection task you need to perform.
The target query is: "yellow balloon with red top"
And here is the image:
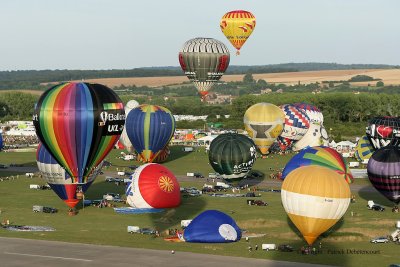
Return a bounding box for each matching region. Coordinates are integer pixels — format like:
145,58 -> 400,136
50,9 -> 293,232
220,10 -> 256,55
281,165 -> 351,245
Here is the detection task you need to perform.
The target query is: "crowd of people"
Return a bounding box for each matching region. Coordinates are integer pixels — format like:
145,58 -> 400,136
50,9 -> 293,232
2,135 -> 39,149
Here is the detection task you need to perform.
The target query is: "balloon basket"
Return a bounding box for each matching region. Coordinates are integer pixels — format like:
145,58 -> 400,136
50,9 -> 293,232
68,209 -> 78,216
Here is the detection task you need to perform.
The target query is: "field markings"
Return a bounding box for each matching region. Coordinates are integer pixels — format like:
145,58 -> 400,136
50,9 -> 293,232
4,251 -> 93,262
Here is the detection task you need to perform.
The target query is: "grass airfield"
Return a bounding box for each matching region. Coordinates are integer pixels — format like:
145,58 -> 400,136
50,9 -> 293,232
0,147 -> 399,267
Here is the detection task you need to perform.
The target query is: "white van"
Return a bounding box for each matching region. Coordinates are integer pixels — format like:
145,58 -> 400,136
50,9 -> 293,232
349,162 -> 360,168
29,184 -> 41,189
127,226 -> 140,233
262,244 -> 276,251
117,171 -> 125,176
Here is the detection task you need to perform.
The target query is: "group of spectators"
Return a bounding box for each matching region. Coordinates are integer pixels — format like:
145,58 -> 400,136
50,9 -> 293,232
2,135 -> 39,149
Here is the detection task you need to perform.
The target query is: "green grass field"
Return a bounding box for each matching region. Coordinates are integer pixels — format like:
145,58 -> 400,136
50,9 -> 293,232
0,148 -> 399,267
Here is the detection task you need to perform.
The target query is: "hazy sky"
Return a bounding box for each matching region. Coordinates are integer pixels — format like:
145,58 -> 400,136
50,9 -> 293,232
1,0 -> 399,70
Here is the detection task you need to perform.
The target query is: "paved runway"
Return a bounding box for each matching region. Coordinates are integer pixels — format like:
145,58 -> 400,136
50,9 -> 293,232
0,237 -> 335,267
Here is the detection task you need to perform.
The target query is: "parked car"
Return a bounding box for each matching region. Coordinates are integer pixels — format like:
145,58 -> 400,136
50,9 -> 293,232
0,164 -> 8,169
33,205 -> 58,213
103,193 -> 121,201
368,205 -> 385,211
278,244 -> 294,252
194,173 -> 204,178
370,236 -> 389,243
213,186 -> 227,192
247,200 -> 268,206
247,170 -> 263,179
139,228 -> 156,235
105,177 -> 115,183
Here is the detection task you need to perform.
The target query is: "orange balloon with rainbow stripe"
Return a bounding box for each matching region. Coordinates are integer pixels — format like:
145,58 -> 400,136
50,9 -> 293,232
220,10 -> 256,55
281,165 -> 351,245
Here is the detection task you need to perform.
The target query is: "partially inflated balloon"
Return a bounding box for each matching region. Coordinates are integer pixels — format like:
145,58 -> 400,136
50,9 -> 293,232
243,103 -> 284,155
278,104 -> 310,150
179,37 -> 230,99
293,103 -> 324,125
208,133 -> 257,183
292,124 -> 329,151
282,146 -> 354,183
120,100 -> 140,153
354,135 -> 374,162
125,104 -> 175,163
281,166 -> 351,245
366,117 -> 400,149
153,145 -> 170,163
33,82 -> 125,184
367,145 -> 400,204
126,163 -> 180,209
36,143 -> 103,208
220,10 -> 256,55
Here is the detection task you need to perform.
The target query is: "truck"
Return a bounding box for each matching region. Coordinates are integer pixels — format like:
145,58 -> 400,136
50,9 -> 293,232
349,162 -> 360,168
29,184 -> 41,189
262,244 -> 277,251
390,229 -> 400,242
33,205 -> 58,213
127,226 -> 140,234
216,182 -> 230,189
182,147 -> 194,152
187,172 -> 194,177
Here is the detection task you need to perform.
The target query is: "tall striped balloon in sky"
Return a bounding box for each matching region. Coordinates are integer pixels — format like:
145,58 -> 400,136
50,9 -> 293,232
33,82 -> 125,184
125,104 -> 175,163
281,166 -> 351,245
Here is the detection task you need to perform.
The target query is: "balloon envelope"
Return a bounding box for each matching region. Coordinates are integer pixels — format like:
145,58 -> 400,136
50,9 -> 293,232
33,82 -> 124,184
126,163 -> 180,209
184,210 -> 241,243
282,146 -> 353,183
293,103 -> 324,125
278,104 -> 310,150
125,104 -> 175,162
220,10 -> 256,54
208,133 -> 257,183
119,100 -> 140,153
243,103 -> 284,155
354,135 -> 374,162
292,124 -> 329,151
366,116 -> 400,149
36,143 -> 102,208
367,145 -> 400,204
179,37 -> 230,98
281,166 -> 351,245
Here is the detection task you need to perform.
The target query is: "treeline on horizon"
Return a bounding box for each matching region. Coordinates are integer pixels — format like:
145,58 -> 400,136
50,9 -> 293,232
0,62 -> 398,90
2,91 -> 400,140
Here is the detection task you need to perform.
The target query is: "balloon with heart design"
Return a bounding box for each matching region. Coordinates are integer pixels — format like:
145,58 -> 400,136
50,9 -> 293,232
366,117 -> 400,150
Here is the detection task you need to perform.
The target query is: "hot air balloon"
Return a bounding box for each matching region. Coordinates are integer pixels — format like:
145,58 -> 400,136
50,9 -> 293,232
220,10 -> 256,55
293,103 -> 324,125
125,104 -> 175,163
278,104 -> 310,151
292,123 -> 329,151
243,103 -> 284,155
183,210 -> 241,243
178,37 -> 230,99
153,145 -> 170,163
208,133 -> 257,183
367,145 -> 400,204
366,116 -> 400,149
281,166 -> 351,245
282,146 -> 354,183
354,135 -> 375,162
126,163 -> 180,209
36,143 -> 103,208
33,82 -> 125,190
120,100 -> 140,153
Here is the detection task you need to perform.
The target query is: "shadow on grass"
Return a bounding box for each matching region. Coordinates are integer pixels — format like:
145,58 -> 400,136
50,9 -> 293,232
267,216 -> 349,267
357,185 -> 394,207
149,195 -> 206,234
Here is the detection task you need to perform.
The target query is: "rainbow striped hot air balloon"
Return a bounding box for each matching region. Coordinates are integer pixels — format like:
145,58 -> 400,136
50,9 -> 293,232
282,146 -> 353,183
33,82 -> 125,187
281,166 -> 351,245
36,143 -> 103,208
125,104 -> 175,163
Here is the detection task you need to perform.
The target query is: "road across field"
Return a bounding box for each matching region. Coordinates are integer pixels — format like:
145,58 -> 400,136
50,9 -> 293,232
0,237 -> 336,267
